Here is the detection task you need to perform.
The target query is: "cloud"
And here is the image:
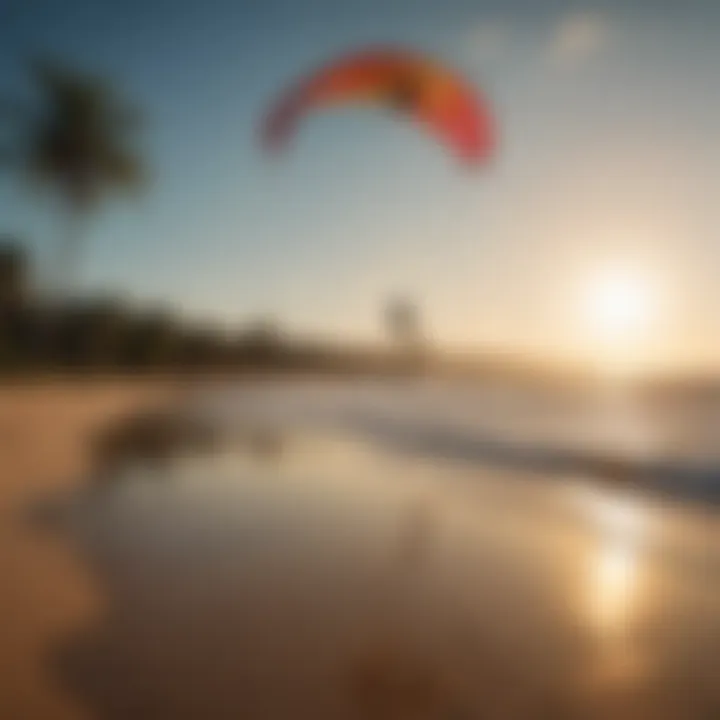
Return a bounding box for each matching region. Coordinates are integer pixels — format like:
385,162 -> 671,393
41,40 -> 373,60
464,11 -> 610,73
548,11 -> 609,66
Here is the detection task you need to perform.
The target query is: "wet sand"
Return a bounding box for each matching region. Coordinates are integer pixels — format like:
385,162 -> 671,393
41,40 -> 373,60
3,379 -> 720,719
56,424 -> 720,718
0,381 -> 179,719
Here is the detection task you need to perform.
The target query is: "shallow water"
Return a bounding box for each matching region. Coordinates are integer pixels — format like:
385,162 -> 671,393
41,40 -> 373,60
58,379 -> 720,719
201,378 -> 720,503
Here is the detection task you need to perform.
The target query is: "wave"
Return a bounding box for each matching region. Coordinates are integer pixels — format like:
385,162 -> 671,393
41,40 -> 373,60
211,378 -> 720,509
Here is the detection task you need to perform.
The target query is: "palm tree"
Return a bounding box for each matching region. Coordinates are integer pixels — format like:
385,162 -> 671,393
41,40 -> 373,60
6,60 -> 145,294
384,296 -> 427,374
0,239 -> 29,309
385,296 -> 421,348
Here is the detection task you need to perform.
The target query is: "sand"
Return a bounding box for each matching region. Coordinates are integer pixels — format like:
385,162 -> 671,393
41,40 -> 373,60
0,381 -> 180,720
2,378 -> 720,719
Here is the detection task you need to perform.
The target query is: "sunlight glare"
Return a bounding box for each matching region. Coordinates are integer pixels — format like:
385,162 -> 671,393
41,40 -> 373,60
585,266 -> 656,339
578,264 -> 660,373
571,484 -> 647,639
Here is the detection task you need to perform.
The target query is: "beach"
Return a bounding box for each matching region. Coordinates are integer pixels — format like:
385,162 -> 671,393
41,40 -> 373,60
0,381 -> 179,719
1,377 -> 720,719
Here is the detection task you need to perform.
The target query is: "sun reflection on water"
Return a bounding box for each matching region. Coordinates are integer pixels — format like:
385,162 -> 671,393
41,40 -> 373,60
571,483 -> 651,685
578,487 -> 647,640
592,537 -> 637,632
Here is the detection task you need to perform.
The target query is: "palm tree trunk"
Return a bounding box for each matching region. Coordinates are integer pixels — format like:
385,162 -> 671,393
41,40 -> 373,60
57,205 -> 87,297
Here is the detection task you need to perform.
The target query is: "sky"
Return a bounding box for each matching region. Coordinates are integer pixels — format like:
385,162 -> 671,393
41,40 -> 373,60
1,0 -> 719,371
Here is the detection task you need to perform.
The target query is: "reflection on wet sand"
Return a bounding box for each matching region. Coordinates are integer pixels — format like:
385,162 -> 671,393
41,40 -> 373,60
46,428 -> 720,719
571,485 -> 649,691
578,489 -> 645,637
593,537 -> 638,634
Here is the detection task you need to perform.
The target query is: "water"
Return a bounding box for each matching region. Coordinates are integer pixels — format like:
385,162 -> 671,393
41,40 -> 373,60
59,378 -> 720,719
205,377 -> 720,504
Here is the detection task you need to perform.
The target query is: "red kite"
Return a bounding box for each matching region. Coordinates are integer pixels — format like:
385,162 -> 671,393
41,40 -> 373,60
263,47 -> 495,165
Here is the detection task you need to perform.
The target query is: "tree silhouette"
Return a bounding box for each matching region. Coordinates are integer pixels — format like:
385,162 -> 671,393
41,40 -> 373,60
385,296 -> 421,348
384,296 -> 427,374
6,60 -> 145,293
0,240 -> 28,309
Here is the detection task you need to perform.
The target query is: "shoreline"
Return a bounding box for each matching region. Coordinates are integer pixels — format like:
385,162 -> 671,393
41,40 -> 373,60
1,378 -> 719,718
0,380 -> 181,719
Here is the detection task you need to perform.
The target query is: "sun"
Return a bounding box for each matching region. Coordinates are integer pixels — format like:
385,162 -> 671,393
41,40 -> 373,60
584,266 -> 656,338
579,264 -> 659,371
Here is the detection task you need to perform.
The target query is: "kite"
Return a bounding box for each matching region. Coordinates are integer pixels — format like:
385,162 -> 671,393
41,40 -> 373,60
262,47 -> 495,165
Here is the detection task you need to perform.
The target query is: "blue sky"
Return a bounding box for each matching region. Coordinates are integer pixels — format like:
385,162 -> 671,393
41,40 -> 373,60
1,0 -> 719,368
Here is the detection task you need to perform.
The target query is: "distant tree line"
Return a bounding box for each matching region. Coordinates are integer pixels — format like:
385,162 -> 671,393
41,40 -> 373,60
0,241 -> 423,377
0,240 -> 288,374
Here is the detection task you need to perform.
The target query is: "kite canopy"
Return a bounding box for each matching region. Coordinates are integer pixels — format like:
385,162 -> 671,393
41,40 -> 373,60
262,47 -> 495,165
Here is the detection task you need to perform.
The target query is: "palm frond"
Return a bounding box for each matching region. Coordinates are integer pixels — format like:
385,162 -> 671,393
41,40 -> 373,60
26,59 -> 146,209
